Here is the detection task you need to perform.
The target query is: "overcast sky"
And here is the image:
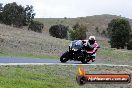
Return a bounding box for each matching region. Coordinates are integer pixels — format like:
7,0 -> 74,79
1,0 -> 132,18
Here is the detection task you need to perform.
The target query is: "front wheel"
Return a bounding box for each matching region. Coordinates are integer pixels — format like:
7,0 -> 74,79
60,51 -> 69,63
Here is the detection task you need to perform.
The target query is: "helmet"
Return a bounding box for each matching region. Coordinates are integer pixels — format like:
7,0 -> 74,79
88,36 -> 96,44
89,36 -> 96,40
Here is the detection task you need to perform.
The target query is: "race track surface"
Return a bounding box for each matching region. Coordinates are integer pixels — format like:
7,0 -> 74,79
0,56 -> 59,63
0,56 -> 87,64
0,56 -> 132,67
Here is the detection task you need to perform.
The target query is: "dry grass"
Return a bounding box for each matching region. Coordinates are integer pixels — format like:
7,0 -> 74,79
0,23 -> 70,57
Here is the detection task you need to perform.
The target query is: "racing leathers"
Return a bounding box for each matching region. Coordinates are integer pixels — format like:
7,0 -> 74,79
81,40 -> 100,62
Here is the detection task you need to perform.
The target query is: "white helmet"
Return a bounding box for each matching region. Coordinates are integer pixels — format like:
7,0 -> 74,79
89,36 -> 96,40
88,36 -> 96,44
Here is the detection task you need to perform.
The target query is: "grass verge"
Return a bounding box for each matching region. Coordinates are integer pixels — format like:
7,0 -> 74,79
0,52 -> 58,59
0,65 -> 131,88
97,48 -> 132,59
0,47 -> 131,60
0,65 -> 79,88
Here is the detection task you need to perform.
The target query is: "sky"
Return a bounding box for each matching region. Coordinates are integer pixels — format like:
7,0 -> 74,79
1,0 -> 132,18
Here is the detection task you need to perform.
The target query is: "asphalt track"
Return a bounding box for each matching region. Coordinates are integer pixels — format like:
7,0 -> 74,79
0,56 -> 60,63
0,56 -> 89,64
0,56 -> 132,67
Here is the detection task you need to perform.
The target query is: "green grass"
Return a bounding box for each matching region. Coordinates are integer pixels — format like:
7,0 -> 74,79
0,65 -> 131,88
97,48 -> 132,59
0,46 -> 132,60
0,52 -> 58,59
0,65 -> 80,88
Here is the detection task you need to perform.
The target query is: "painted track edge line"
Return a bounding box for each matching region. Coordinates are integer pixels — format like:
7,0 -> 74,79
0,63 -> 131,67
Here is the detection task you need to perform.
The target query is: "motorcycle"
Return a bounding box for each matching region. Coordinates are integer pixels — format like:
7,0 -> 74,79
60,40 -> 94,64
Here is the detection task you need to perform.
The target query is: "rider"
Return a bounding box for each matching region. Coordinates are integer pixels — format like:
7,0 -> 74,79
81,36 -> 100,62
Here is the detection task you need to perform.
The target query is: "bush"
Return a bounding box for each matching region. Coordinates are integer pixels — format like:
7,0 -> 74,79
49,24 -> 68,39
69,23 -> 87,40
28,21 -> 43,33
129,32 -> 132,40
127,41 -> 132,50
107,18 -> 131,49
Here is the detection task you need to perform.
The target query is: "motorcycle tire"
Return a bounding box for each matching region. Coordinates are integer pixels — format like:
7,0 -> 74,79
81,58 -> 87,64
60,51 -> 69,63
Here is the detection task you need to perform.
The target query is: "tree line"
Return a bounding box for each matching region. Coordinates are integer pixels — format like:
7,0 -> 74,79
0,2 -> 43,33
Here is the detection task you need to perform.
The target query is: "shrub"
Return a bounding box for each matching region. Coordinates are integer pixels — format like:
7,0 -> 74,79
69,23 -> 87,40
127,41 -> 132,50
107,18 -> 131,49
28,21 -> 43,33
49,24 -> 68,39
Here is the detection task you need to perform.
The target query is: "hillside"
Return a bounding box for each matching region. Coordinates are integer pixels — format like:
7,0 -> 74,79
0,23 -> 70,57
1,14 -> 114,57
35,14 -> 132,36
0,22 -> 110,58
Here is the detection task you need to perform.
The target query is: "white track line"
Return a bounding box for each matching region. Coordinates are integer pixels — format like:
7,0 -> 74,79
0,63 -> 131,67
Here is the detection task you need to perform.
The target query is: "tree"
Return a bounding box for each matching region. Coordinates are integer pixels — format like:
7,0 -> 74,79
2,2 -> 35,27
49,24 -> 68,39
2,2 -> 23,26
127,32 -> 132,50
107,18 -> 131,49
24,5 -> 35,25
0,3 -> 3,22
28,21 -> 44,33
127,41 -> 132,50
69,23 -> 87,40
129,32 -> 132,40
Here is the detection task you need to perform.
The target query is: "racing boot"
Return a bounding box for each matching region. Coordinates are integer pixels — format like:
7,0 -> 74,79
92,58 -> 95,62
91,56 -> 95,62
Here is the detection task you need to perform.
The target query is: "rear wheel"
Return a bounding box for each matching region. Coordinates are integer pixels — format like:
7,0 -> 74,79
81,58 -> 87,64
60,51 -> 69,63
81,55 -> 91,64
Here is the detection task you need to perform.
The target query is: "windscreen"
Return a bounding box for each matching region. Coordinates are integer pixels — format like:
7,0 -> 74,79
70,40 -> 83,49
